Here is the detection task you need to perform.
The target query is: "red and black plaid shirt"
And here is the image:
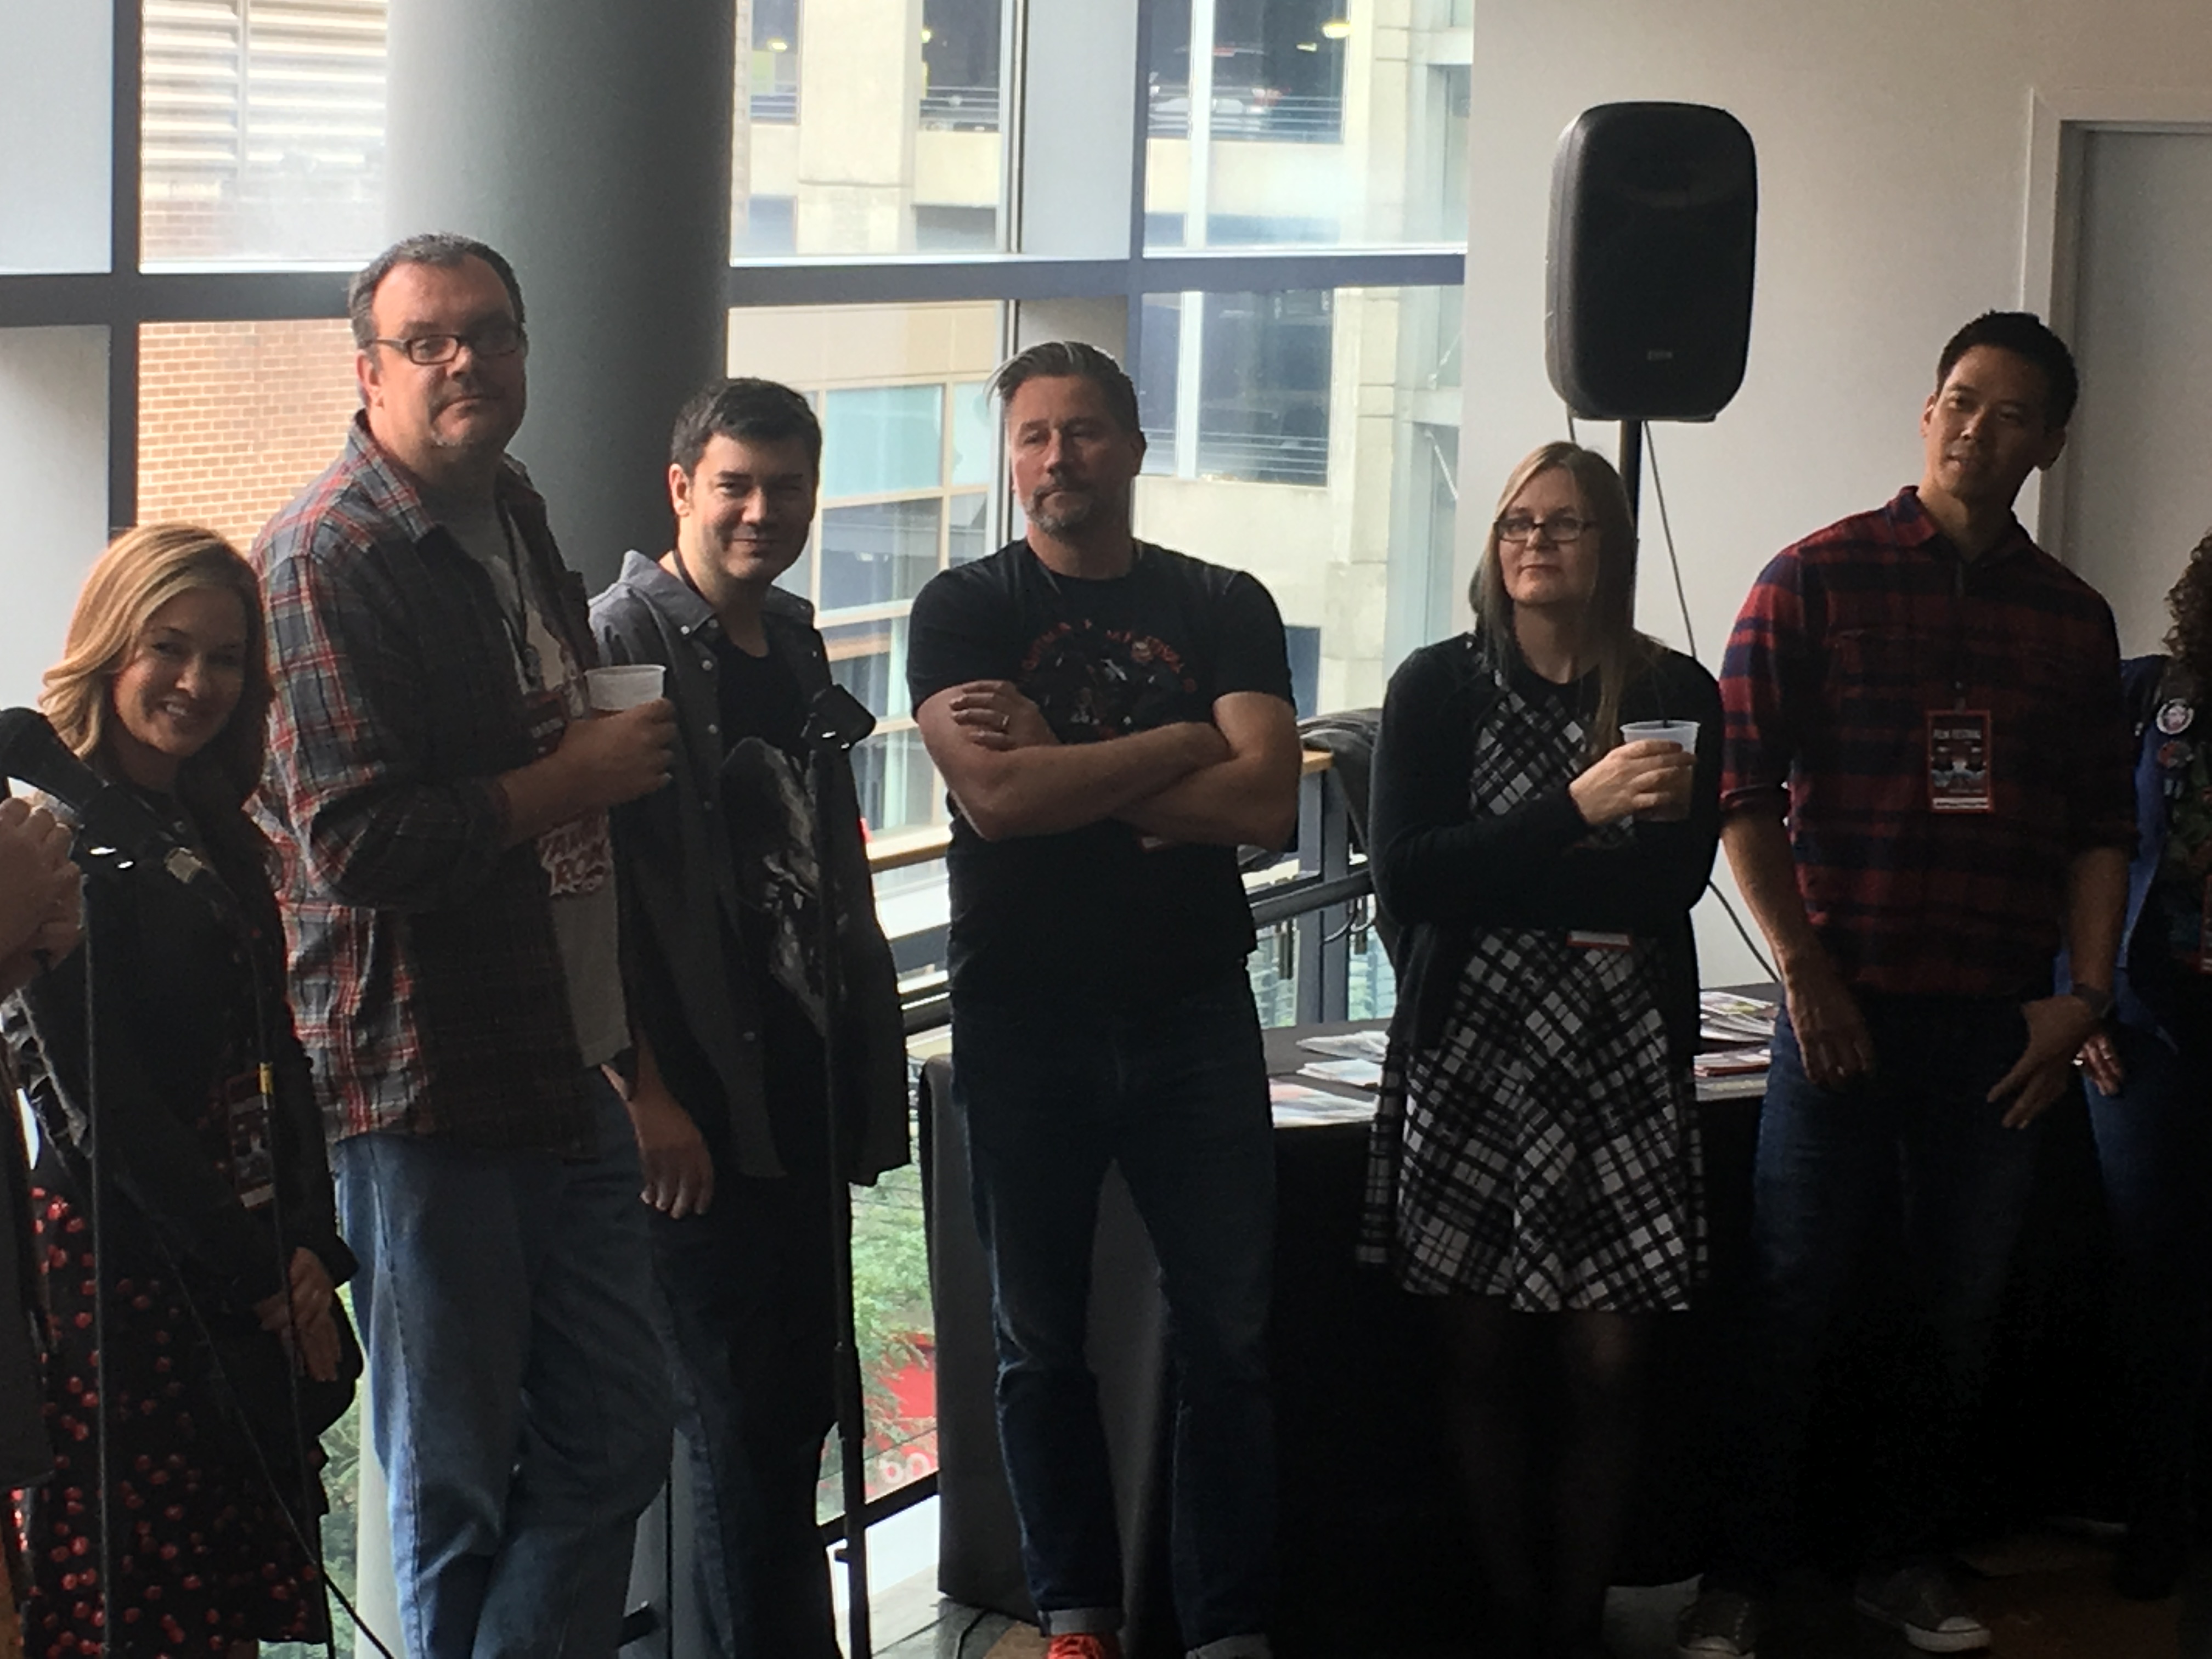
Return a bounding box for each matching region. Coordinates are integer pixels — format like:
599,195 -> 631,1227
1720,487 -> 2134,997
252,414 -> 602,1152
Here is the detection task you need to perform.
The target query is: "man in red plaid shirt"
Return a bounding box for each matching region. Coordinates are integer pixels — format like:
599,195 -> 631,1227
1680,313 -> 2133,1659
254,233 -> 678,1659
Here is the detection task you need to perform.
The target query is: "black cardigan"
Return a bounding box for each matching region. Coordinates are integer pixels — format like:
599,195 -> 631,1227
7,799 -> 351,1313
1369,635 -> 1724,1064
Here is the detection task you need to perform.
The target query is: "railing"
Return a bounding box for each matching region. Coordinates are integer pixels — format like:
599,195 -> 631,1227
1197,430 -> 1329,486
918,84 -> 1000,132
873,749 -> 1373,1035
1139,428 -> 1332,488
1146,86 -> 1345,144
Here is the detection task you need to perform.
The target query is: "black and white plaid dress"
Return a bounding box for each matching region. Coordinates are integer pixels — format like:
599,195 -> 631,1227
1360,674 -> 1703,1312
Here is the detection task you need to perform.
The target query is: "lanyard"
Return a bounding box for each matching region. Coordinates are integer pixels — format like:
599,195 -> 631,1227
487,506 -> 545,691
1948,554 -> 1971,712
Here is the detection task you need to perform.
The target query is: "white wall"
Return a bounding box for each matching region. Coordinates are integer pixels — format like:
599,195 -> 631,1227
1458,0 -> 2212,984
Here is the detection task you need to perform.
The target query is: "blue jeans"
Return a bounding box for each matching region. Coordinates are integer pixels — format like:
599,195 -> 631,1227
953,973 -> 1276,1658
1717,994 -> 2042,1587
2085,1020 -> 2212,1532
336,1075 -> 673,1659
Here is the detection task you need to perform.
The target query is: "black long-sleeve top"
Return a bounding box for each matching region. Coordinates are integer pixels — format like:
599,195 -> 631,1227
1369,634 -> 1724,1062
5,793 -> 351,1315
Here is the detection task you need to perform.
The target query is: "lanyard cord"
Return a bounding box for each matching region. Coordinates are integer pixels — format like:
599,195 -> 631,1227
489,506 -> 545,693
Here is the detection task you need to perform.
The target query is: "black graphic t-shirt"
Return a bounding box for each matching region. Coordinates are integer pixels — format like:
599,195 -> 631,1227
906,539 -> 1295,1002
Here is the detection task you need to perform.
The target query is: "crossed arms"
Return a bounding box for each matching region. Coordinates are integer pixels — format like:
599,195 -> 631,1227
913,680 -> 1301,850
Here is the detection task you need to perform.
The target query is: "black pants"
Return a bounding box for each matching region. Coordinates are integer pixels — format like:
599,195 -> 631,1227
650,1037 -> 841,1659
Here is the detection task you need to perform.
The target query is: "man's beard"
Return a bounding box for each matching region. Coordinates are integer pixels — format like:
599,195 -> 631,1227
425,383 -> 517,452
1027,482 -> 1100,534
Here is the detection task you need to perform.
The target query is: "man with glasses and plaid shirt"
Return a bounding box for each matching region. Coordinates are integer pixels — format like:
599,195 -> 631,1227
253,233 -> 676,1659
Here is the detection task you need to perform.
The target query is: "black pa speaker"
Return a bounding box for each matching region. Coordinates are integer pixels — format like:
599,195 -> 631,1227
1545,102 -> 1758,421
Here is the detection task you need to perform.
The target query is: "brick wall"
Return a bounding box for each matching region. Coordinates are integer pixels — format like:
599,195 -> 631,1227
137,320 -> 359,551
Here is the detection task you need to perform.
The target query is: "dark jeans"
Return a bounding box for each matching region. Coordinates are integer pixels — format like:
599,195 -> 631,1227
650,1169 -> 840,1659
2085,1015 -> 2212,1533
650,1020 -> 841,1659
952,973 -> 1277,1657
1714,994 -> 2042,1589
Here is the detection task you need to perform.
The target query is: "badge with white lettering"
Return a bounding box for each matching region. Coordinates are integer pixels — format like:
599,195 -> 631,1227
218,1068 -> 275,1211
1927,709 -> 1993,814
2159,698 -> 2196,736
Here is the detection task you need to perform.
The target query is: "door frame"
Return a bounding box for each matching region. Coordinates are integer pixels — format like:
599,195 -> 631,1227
2021,89 -> 2212,556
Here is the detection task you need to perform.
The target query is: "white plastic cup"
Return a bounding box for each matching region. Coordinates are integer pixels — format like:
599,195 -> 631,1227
1619,719 -> 1699,820
585,664 -> 665,712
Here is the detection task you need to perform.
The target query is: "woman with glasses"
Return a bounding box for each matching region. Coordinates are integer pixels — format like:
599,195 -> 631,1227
4,524 -> 354,1658
1361,442 -> 1721,1658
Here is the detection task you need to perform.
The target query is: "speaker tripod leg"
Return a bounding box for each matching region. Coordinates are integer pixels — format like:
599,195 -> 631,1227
1618,419 -> 1644,528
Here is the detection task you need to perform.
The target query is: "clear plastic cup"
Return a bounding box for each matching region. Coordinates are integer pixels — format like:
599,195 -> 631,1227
1620,719 -> 1699,820
585,664 -> 665,712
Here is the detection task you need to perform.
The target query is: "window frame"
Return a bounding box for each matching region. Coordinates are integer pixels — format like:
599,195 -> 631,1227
0,0 -> 1468,537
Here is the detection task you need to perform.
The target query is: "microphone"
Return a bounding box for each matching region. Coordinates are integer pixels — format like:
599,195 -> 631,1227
0,707 -> 222,895
801,685 -> 876,755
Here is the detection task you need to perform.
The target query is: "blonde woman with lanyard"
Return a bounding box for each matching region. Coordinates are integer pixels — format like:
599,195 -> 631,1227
5,524 -> 352,1657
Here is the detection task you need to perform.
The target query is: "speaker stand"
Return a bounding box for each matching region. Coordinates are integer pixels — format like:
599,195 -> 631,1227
1618,418 -> 1645,529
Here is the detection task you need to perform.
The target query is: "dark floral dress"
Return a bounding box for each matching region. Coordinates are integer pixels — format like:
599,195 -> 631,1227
4,788 -> 351,1657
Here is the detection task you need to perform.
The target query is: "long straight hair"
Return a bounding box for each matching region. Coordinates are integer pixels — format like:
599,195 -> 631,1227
1468,441 -> 1659,755
41,523 -> 271,827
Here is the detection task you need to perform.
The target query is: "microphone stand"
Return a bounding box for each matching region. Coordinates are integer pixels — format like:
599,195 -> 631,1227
800,685 -> 878,1659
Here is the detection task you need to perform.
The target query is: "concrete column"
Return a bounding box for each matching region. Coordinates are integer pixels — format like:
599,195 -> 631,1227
383,0 -> 736,587
794,0 -> 922,253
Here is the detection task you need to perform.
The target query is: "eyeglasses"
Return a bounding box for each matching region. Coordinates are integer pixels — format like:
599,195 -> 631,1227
1495,512 -> 1591,545
369,320 -> 528,367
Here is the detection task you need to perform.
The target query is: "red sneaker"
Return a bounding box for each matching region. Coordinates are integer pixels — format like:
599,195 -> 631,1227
1045,1636 -> 1123,1659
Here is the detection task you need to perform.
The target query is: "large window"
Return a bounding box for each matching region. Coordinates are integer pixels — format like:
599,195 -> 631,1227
1,2 -> 1468,1645
142,0 -> 388,267
726,301 -> 1002,845
0,329 -> 109,711
735,0 -> 1009,257
1134,285 -> 1463,716
137,319 -> 358,545
1144,0 -> 1469,249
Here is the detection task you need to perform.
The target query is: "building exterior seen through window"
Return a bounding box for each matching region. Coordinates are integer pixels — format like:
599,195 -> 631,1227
735,0 -> 1008,257
142,0 -> 388,267
725,300 -> 1002,849
1134,284 -> 1464,717
1145,0 -> 1471,249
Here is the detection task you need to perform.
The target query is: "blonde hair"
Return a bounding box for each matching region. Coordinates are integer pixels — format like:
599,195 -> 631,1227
41,523 -> 269,814
1468,441 -> 1660,756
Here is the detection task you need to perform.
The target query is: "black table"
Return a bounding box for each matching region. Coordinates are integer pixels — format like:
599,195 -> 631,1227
922,1023 -> 1768,1656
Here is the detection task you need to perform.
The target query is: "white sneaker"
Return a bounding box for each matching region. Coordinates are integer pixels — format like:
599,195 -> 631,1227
1675,1587 -> 1760,1659
1852,1564 -> 1990,1653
